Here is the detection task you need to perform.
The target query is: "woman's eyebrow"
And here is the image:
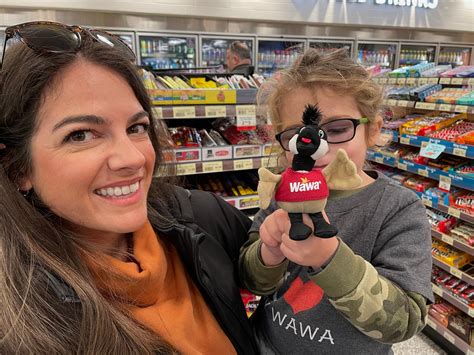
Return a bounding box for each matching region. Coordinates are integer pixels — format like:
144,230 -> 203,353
52,115 -> 106,132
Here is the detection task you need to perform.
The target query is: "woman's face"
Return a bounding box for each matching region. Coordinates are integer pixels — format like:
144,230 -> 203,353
279,87 -> 381,176
23,59 -> 156,240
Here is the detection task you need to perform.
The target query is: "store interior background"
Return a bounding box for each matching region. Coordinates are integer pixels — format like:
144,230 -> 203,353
1,1 -> 474,354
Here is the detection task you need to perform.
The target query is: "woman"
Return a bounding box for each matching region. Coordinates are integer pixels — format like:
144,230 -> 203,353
0,22 -> 258,354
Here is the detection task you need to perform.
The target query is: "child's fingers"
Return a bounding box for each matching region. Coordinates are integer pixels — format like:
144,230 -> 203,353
260,222 -> 281,248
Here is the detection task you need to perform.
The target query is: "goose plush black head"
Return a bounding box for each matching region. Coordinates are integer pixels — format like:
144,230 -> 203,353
289,104 -> 329,171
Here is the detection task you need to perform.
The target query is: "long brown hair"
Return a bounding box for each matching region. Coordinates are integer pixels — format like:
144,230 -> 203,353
0,39 -> 177,353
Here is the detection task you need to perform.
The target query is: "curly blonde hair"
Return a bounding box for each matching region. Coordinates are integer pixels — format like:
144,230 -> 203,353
258,48 -> 384,133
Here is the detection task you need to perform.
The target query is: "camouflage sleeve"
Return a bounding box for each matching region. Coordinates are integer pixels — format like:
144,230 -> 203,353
310,240 -> 427,343
238,232 -> 289,296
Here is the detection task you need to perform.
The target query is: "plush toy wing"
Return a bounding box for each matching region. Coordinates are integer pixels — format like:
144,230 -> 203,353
323,149 -> 362,190
257,167 -> 281,210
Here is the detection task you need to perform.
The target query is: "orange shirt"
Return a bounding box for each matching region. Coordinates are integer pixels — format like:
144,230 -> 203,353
89,221 -> 236,355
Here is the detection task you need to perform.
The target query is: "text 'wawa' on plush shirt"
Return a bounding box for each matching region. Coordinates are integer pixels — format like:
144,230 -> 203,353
274,169 -> 328,202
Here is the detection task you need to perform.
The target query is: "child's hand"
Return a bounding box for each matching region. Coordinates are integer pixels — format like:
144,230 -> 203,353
259,209 -> 339,268
259,209 -> 290,266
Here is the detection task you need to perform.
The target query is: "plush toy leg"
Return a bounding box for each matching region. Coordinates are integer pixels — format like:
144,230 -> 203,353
309,212 -> 338,238
288,213 -> 312,241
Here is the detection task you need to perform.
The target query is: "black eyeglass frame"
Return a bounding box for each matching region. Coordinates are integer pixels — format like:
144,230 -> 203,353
275,117 -> 369,151
1,21 -> 135,66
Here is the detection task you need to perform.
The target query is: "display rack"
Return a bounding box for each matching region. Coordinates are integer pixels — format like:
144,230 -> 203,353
372,74 -> 474,353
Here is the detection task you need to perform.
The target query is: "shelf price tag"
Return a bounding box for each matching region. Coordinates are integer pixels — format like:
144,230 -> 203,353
417,102 -> 436,110
420,142 -> 446,159
236,105 -> 257,131
450,267 -> 463,279
432,284 -> 443,296
397,78 -> 406,84
379,78 -> 388,84
455,105 -> 468,113
426,317 -> 437,330
417,168 -> 429,177
468,308 -> 474,317
375,156 -> 384,164
202,161 -> 223,173
398,100 -> 410,107
451,78 -> 464,85
441,234 -> 454,245
176,163 -> 196,175
400,136 -> 410,145
439,104 -> 452,112
397,162 -> 408,170
453,147 -> 467,157
173,106 -> 196,119
205,105 -> 227,118
233,159 -> 253,171
152,107 -> 163,119
387,99 -> 397,106
406,78 -> 416,85
439,78 -> 451,84
428,78 -> 439,84
448,207 -> 461,218
388,78 -> 397,84
439,176 -> 452,191
419,78 -> 428,84
421,196 -> 432,207
443,332 -> 456,344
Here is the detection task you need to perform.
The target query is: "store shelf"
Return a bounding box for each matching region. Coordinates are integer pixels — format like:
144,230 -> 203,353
431,283 -> 474,318
432,257 -> 474,286
375,77 -> 439,85
436,202 -> 474,224
414,102 -> 474,114
152,104 -> 263,119
163,156 -> 277,176
426,315 -> 474,354
149,88 -> 257,106
367,152 -> 474,191
431,229 -> 474,256
380,128 -> 399,143
224,194 -> 260,210
438,77 -> 474,86
398,134 -> 474,159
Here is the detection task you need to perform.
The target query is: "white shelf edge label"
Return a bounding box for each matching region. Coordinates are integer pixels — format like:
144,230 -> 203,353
202,161 -> 223,173
233,159 -> 253,170
448,207 -> 461,218
173,106 -> 196,119
439,175 -> 452,191
177,163 -> 196,175
205,105 -> 227,118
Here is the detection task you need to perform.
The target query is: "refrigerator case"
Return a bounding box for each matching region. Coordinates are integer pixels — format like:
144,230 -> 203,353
438,46 -> 472,67
257,39 -> 306,78
200,36 -> 254,68
357,42 -> 397,70
309,40 -> 353,57
399,43 -> 436,67
138,33 -> 197,70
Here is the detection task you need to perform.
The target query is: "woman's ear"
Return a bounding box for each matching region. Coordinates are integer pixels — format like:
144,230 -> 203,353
367,115 -> 383,147
19,176 -> 33,192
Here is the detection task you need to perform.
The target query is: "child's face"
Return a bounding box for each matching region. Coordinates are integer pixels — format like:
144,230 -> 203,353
279,87 -> 381,174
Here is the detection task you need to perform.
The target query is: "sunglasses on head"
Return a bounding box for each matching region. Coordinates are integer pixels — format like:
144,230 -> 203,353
1,21 -> 135,66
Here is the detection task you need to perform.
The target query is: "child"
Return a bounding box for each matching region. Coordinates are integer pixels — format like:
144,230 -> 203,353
239,48 -> 433,353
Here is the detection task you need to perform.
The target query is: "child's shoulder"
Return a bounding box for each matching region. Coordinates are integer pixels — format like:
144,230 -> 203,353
375,171 -> 421,206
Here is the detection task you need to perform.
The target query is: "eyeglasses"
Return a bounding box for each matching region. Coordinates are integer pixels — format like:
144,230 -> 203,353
275,117 -> 369,151
1,21 -> 135,66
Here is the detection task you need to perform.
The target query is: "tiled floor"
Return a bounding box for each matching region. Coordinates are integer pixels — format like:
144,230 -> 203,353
393,333 -> 446,354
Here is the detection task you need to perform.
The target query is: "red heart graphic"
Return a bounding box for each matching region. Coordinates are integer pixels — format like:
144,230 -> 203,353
283,277 -> 324,315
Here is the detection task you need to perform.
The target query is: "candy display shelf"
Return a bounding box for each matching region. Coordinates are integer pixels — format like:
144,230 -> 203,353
381,99 -> 474,114
373,77 -> 474,86
431,229 -> 474,256
432,257 -> 474,287
426,315 -> 474,354
223,194 -> 260,210
367,151 -> 474,191
431,283 -> 474,318
152,104 -> 263,120
160,156 -> 277,176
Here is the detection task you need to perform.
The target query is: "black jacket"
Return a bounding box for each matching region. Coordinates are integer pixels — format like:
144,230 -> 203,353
231,63 -> 255,76
43,187 -> 258,354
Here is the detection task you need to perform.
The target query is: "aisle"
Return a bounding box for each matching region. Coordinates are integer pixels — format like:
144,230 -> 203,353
393,333 -> 446,354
